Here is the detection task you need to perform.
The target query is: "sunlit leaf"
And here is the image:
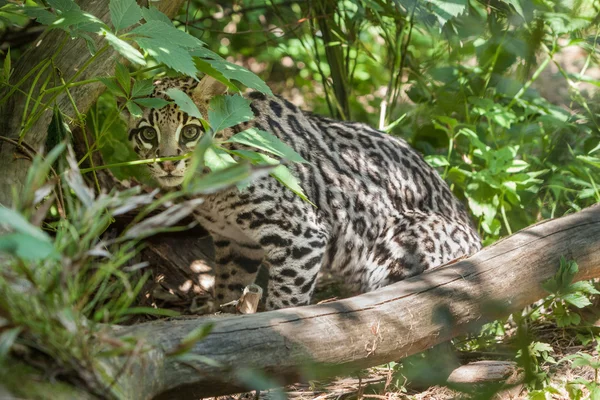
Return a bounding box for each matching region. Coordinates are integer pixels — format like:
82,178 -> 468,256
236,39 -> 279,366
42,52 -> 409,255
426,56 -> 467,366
208,94 -> 253,134
204,146 -> 236,171
227,128 -> 307,163
109,0 -> 142,32
0,233 -> 59,261
104,30 -> 146,65
131,79 -> 154,98
165,88 -> 202,119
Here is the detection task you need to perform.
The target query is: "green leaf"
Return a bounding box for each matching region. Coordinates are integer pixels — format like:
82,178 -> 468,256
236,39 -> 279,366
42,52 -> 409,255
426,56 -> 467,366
115,62 -> 131,96
197,57 -> 273,96
0,328 -> 21,361
47,0 -> 79,13
50,9 -> 103,32
186,162 -> 256,195
227,128 -> 306,163
125,100 -> 143,118
0,207 -> 53,242
0,233 -> 59,261
99,77 -> 126,96
424,155 -> 449,168
141,6 -> 173,25
500,0 -> 525,19
134,97 -> 170,109
164,88 -> 202,119
130,20 -> 204,49
208,94 -> 253,134
23,7 -> 57,25
135,37 -> 197,77
569,281 -> 600,295
109,0 -> 142,31
563,293 -> 591,309
270,165 -> 312,205
205,146 -> 236,171
232,149 -> 280,166
131,79 -> 154,98
424,0 -> 467,27
103,30 -> 146,65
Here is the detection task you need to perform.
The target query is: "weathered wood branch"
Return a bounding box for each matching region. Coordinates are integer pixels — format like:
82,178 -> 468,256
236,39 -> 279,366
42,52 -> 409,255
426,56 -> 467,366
0,0 -> 184,207
106,204 -> 600,400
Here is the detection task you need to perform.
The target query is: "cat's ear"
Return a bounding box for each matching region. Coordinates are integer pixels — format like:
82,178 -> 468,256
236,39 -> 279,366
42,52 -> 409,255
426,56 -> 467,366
192,75 -> 227,101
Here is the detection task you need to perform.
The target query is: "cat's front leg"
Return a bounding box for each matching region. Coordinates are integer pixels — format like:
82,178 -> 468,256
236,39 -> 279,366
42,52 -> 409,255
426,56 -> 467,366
211,233 -> 264,308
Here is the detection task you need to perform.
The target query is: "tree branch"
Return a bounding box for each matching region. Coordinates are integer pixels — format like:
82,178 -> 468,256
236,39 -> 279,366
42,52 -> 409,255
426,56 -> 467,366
105,204 -> 600,399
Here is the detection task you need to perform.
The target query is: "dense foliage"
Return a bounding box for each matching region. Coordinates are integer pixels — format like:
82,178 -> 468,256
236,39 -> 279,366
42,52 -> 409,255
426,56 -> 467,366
0,0 -> 599,398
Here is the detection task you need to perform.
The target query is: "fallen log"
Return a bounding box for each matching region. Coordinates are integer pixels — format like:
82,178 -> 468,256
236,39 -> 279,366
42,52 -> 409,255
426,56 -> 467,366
108,203 -> 600,400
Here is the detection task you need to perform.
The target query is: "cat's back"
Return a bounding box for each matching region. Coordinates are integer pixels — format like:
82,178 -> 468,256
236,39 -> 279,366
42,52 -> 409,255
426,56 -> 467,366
244,92 -> 469,226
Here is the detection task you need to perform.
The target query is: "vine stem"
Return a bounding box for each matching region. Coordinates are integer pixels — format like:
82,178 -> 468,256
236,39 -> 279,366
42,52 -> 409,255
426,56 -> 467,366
79,153 -> 192,174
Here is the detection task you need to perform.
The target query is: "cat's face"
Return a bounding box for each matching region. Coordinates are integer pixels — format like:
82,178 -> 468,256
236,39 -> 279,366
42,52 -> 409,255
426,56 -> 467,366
125,76 -> 225,187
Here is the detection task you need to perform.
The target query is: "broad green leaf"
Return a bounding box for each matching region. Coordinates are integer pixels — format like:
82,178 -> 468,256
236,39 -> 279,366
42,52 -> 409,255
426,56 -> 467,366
126,100 -> 143,118
208,94 -> 253,134
115,62 -> 131,96
109,0 -> 142,31
47,0 -> 79,13
165,88 -> 202,119
141,6 -> 173,25
227,128 -> 306,163
135,37 -> 197,77
131,79 -> 154,98
186,162 -> 256,195
569,281 -> 600,295
0,207 -> 52,242
99,77 -> 126,96
500,0 -> 525,19
51,9 -> 101,31
424,155 -> 449,168
199,57 -> 273,96
270,165 -> 312,205
232,149 -> 279,166
0,233 -> 59,261
134,97 -> 170,109
104,30 -> 145,65
205,146 -> 236,171
194,59 -> 240,92
563,293 -> 591,309
130,20 -> 204,48
23,7 -> 57,25
424,0 -> 467,27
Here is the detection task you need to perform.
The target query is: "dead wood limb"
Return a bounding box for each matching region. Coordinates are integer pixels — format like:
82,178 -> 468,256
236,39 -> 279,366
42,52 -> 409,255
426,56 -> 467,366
0,0 -> 184,207
447,361 -> 518,384
107,204 -> 600,400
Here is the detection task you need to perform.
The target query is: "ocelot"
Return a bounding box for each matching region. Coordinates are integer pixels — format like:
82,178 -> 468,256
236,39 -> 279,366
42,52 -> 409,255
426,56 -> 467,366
125,75 -> 482,311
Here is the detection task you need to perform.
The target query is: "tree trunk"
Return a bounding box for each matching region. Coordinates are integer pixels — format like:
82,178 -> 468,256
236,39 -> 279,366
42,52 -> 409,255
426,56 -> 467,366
0,0 -> 184,207
102,203 -> 600,400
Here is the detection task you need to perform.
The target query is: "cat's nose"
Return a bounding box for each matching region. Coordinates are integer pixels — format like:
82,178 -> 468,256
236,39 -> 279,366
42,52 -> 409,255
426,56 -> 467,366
161,161 -> 176,173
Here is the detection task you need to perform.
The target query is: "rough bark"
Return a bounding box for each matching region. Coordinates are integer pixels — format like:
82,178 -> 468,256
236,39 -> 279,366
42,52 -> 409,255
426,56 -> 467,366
0,0 -> 184,207
103,204 -> 600,400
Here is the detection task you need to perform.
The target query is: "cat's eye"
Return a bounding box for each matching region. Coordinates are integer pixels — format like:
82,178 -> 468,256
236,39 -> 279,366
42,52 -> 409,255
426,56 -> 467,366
181,124 -> 201,141
140,127 -> 157,141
